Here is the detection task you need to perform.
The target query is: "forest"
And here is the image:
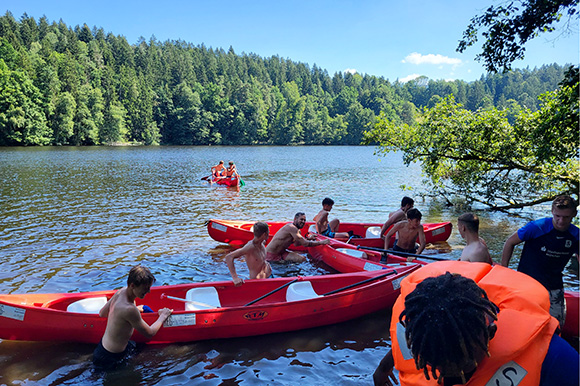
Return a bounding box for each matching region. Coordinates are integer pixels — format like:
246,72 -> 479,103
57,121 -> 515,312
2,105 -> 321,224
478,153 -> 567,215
0,12 -> 571,146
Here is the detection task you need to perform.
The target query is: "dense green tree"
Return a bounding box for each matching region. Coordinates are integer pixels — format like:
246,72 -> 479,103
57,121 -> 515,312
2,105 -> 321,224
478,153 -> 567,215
0,13 -> 572,147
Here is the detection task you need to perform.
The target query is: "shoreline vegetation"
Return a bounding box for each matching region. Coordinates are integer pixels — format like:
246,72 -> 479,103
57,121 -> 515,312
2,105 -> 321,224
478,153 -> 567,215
0,12 -> 570,148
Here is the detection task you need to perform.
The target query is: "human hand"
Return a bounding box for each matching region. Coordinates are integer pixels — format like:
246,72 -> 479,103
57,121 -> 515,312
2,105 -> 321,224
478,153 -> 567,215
406,256 -> 415,262
233,277 -> 244,286
159,307 -> 173,319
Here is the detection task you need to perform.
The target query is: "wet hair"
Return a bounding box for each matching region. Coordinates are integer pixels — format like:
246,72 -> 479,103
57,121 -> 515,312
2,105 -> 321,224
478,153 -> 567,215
406,208 -> 422,221
552,195 -> 577,214
253,222 -> 269,237
400,272 -> 498,383
294,212 -> 306,219
127,265 -> 156,287
458,213 -> 479,233
322,197 -> 334,206
401,196 -> 414,208
219,160 -> 224,164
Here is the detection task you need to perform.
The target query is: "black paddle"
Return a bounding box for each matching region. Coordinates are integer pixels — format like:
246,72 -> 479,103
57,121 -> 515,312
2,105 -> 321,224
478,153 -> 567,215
356,245 -> 450,261
244,278 -> 299,306
322,270 -> 396,296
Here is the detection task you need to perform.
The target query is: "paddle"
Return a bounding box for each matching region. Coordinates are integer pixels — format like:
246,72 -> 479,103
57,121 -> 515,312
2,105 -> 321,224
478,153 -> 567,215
160,293 -> 218,309
322,270 -> 396,296
356,245 -> 450,262
244,278 -> 299,306
201,175 -> 212,181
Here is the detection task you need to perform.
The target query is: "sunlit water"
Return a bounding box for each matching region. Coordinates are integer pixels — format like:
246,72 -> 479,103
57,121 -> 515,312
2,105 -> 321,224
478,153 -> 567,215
0,146 -> 577,385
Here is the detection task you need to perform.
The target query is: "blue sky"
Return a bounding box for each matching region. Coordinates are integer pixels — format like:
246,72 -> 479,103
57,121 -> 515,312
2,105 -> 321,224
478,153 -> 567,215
3,0 -> 579,82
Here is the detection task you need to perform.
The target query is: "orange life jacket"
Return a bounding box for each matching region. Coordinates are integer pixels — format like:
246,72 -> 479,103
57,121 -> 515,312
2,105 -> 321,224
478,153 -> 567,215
391,261 -> 559,386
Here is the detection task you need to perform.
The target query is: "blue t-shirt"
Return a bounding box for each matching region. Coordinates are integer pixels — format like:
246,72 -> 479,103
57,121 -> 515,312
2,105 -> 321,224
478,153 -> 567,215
516,218 -> 579,290
540,334 -> 580,386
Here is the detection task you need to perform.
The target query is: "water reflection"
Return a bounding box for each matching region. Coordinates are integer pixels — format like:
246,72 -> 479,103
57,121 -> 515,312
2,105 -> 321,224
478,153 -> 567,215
0,146 -> 577,385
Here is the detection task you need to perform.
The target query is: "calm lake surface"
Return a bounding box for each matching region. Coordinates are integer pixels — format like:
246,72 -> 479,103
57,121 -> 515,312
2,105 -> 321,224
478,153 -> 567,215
0,146 -> 577,385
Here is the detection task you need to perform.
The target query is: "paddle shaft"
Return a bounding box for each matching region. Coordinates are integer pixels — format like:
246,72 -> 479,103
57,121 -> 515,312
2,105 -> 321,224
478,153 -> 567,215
244,278 -> 299,306
356,246 -> 449,261
322,270 -> 395,296
162,294 -> 217,309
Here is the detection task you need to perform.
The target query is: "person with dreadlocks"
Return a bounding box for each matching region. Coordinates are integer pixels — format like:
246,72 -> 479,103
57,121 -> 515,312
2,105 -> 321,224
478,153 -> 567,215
373,261 -> 579,386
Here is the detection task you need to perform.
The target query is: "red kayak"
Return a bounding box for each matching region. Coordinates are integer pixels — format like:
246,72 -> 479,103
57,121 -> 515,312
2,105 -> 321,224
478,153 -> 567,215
309,237 -> 580,340
207,219 -> 452,248
0,268 -> 419,344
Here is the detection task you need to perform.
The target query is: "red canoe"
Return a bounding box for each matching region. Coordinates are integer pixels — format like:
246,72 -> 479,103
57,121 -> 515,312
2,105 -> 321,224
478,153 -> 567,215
207,219 -> 452,249
213,176 -> 240,187
308,237 -> 580,340
0,268 -> 419,344
308,238 -> 426,273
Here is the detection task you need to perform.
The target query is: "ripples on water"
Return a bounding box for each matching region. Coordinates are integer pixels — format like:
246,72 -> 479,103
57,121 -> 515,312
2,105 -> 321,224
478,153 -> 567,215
0,146 -> 577,385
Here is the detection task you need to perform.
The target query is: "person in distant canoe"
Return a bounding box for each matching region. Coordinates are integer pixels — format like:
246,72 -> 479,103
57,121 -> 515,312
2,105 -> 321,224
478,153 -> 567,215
93,265 -> 172,371
313,197 -> 352,239
384,208 -> 426,260
380,196 -> 414,238
211,160 -> 226,179
266,212 -> 330,263
226,222 -> 272,285
457,212 -> 492,264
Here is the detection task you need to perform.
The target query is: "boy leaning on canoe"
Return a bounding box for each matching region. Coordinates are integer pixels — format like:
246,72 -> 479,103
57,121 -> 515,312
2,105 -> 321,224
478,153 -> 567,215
93,266 -> 172,371
226,221 -> 273,285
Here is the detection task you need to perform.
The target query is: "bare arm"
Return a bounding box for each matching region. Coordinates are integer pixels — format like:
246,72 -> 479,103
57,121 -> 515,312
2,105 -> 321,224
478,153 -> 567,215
380,218 -> 394,239
384,223 -> 402,250
373,349 -> 398,386
225,244 -> 251,286
293,233 -> 330,247
416,226 -> 426,255
126,306 -> 172,339
501,232 -> 522,267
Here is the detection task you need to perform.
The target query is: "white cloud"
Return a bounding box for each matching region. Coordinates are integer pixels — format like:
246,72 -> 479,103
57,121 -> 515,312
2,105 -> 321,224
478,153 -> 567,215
344,68 -> 357,74
398,74 -> 421,83
402,52 -> 462,66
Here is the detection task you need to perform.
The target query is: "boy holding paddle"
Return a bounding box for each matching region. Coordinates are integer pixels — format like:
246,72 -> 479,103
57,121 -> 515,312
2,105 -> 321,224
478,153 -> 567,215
93,265 -> 172,371
226,221 -> 272,286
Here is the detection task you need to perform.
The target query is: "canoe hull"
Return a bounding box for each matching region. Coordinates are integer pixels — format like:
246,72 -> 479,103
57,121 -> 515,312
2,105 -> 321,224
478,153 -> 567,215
207,219 -> 452,249
0,269 -> 418,344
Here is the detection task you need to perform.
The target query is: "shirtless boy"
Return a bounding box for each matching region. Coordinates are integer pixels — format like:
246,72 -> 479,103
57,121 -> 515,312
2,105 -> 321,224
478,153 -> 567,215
313,197 -> 350,239
383,208 -> 426,260
266,212 -> 329,263
457,213 -> 492,264
211,160 -> 226,178
93,265 -> 172,370
226,222 -> 272,286
380,196 -> 414,238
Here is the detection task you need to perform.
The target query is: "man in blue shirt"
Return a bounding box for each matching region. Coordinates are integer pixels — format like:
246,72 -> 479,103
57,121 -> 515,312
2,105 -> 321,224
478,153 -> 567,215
501,195 -> 579,325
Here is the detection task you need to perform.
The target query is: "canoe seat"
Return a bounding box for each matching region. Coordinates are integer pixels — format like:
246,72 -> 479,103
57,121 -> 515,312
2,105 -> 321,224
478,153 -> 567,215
335,248 -> 367,259
286,281 -> 321,302
308,224 -> 318,234
67,296 -> 108,314
365,226 -> 382,238
185,287 -> 221,311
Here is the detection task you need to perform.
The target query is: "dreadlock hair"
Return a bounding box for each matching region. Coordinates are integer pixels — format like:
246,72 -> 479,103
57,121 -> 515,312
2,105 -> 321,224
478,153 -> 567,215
399,272 -> 498,384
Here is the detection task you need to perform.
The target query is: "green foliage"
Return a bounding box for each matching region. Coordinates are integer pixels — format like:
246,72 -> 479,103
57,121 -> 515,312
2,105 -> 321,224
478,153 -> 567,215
0,12 -> 572,146
457,0 -> 579,72
364,85 -> 579,209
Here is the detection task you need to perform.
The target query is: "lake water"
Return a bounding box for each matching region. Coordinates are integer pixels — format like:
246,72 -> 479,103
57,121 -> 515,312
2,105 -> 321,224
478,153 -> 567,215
0,146 -> 577,385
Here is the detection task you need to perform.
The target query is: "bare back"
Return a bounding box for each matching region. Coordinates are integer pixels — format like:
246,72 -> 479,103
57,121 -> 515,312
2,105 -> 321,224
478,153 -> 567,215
101,289 -> 139,353
381,208 -> 407,237
314,209 -> 330,233
460,237 -> 492,264
266,223 -> 301,255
